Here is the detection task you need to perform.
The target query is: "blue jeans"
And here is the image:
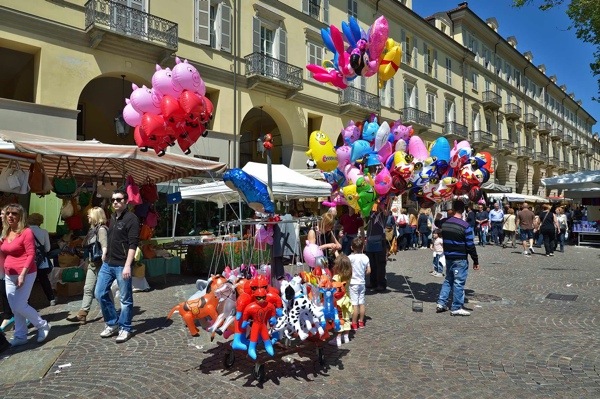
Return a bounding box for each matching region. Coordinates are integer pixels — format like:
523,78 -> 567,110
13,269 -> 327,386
432,254 -> 443,274
477,226 -> 488,246
491,221 -> 503,244
94,263 -> 133,332
437,259 -> 469,311
420,233 -> 429,249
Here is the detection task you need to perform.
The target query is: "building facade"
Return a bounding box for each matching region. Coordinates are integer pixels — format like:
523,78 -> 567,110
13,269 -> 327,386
0,0 -> 597,198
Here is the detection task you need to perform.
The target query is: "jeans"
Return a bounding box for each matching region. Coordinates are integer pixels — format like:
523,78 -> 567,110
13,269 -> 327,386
420,233 -> 430,249
341,234 -> 356,256
477,226 -> 488,246
555,229 -> 566,252
542,228 -> 556,256
491,221 -> 503,244
94,263 -> 133,332
5,273 -> 47,340
432,254 -> 444,274
437,259 -> 469,311
366,250 -> 387,289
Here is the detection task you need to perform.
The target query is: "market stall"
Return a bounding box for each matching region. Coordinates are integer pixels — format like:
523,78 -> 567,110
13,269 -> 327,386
486,193 -> 549,204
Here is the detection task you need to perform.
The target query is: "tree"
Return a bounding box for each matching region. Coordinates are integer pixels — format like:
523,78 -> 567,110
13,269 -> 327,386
513,0 -> 600,101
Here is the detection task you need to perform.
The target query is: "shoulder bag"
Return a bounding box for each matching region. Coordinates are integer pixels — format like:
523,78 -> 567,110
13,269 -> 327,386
126,175 -> 142,205
0,160 -> 29,194
52,156 -> 77,198
96,172 -> 117,199
29,160 -> 52,196
166,178 -> 182,204
140,177 -> 159,203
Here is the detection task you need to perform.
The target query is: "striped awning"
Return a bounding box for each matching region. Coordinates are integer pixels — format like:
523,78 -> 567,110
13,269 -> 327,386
0,130 -> 227,185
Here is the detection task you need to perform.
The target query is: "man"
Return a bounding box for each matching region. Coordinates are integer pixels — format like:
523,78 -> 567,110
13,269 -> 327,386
435,200 -> 479,316
489,202 -> 504,245
516,202 -> 535,257
94,188 -> 140,343
465,205 -> 476,232
475,204 -> 489,246
339,207 -> 364,255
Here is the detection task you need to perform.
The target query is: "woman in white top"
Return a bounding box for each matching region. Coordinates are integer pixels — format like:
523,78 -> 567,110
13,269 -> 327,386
555,207 -> 568,253
501,208 -> 517,249
28,213 -> 54,306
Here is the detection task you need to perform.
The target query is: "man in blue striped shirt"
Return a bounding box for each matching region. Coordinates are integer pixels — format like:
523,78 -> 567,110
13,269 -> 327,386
436,200 -> 480,316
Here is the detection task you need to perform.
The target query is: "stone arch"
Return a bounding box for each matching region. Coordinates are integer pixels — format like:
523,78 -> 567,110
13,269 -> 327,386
515,160 -> 528,194
494,155 -> 509,185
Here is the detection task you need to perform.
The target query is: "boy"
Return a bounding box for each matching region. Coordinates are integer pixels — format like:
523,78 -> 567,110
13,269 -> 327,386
348,237 -> 371,330
430,229 -> 445,277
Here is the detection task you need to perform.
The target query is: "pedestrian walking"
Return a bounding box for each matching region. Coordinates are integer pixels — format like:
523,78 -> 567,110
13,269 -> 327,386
365,205 -> 387,291
516,202 -> 536,257
94,189 -> 140,343
417,208 -> 431,248
538,203 -> 559,257
0,207 -> 15,333
475,204 -> 489,246
489,202 -> 504,245
436,200 -> 480,317
429,229 -> 445,277
501,208 -> 517,248
555,207 -> 568,253
348,237 -> 370,329
27,213 -> 55,306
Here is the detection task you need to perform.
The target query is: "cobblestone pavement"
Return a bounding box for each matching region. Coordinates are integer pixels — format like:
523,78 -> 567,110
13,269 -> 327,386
1,244 -> 599,398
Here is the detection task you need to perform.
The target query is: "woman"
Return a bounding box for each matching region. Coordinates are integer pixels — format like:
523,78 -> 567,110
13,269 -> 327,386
417,208 -> 431,249
27,213 -> 55,306
366,205 -> 387,291
0,207 -> 15,332
339,207 -> 363,256
316,211 -> 341,271
397,208 -> 411,251
67,207 -> 108,324
538,203 -> 559,257
1,204 -> 51,346
555,207 -> 568,253
501,208 -> 517,248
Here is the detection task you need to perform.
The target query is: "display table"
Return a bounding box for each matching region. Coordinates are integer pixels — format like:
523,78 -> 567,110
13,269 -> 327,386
575,231 -> 600,246
140,257 -> 181,283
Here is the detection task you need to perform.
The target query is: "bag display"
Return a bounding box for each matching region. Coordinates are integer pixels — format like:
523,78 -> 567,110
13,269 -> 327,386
0,160 -> 30,194
28,161 -> 52,196
141,243 -> 156,259
140,179 -> 159,203
133,262 -> 146,278
56,223 -> 70,237
58,252 -> 81,268
60,198 -> 76,219
96,172 -> 117,198
61,267 -> 85,282
139,224 -> 154,241
126,175 -> 142,206
134,202 -> 151,218
65,214 -> 84,231
166,179 -> 182,204
145,207 -> 159,228
52,157 -> 78,198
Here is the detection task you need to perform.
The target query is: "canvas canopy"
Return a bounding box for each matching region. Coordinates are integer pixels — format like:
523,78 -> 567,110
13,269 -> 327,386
0,130 -> 227,185
541,170 -> 600,191
487,193 -> 549,203
181,162 -> 332,204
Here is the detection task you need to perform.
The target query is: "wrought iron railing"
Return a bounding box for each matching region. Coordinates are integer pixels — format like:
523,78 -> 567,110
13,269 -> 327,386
533,152 -> 548,164
537,121 -> 551,133
497,139 -> 515,152
444,121 -> 468,139
84,0 -> 178,49
524,113 -> 538,126
549,156 -> 560,165
562,132 -> 573,144
339,87 -> 380,111
401,107 -> 432,128
549,129 -> 563,140
245,53 -> 303,89
482,90 -> 501,107
471,130 -> 494,146
504,103 -> 522,118
517,146 -> 534,158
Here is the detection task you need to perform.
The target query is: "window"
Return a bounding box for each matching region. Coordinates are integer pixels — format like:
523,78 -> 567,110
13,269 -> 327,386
403,81 -> 418,109
195,0 -> 232,52
347,0 -> 357,18
444,98 -> 456,122
514,70 -> 521,89
507,125 -> 513,141
495,57 -> 503,78
472,110 -> 480,131
402,32 -> 413,66
505,63 -> 512,84
423,43 -> 433,75
426,92 -> 436,122
471,71 -> 478,91
114,0 -> 145,37
253,17 -> 286,61
485,115 -> 492,133
484,79 -> 491,92
303,0 -> 329,24
445,57 -> 452,85
380,78 -> 395,108
483,46 -> 491,70
307,41 -> 324,80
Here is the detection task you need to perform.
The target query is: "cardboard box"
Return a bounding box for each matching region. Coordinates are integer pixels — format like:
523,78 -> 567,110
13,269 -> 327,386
56,281 -> 85,297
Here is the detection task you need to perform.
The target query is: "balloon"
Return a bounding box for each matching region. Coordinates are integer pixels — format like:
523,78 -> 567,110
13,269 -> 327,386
200,96 -> 214,126
377,141 -> 393,164
341,17 -> 362,49
429,137 -> 451,163
223,169 -> 274,214
303,240 -> 325,269
140,113 -> 170,137
373,166 -> 392,196
323,168 -> 346,188
349,39 -> 368,76
449,140 -> 472,173
129,83 -> 161,115
341,120 -> 361,145
152,64 -> 179,98
367,16 -> 389,65
322,190 -> 347,208
133,126 -> 167,156
306,63 -> 348,89
390,151 -> 416,179
362,117 -> 379,142
343,164 -> 363,185
390,174 -> 409,195
336,145 -> 352,168
390,120 -> 413,145
341,184 -> 359,211
122,100 -> 142,127
407,135 -> 429,161
160,95 -> 186,129
373,121 -> 390,151
356,177 -> 377,217
179,90 -> 205,118
330,24 -> 355,79
478,151 -> 495,173
172,57 -> 206,96
306,130 -> 338,172
378,38 -> 402,88
177,125 -> 205,155
350,140 -> 372,163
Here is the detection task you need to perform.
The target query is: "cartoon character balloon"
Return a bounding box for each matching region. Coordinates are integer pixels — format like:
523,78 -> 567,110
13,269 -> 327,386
306,130 -> 338,172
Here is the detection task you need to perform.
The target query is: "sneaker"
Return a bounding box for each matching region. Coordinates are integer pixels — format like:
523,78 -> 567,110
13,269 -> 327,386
50,299 -> 56,306
450,308 -> 471,316
432,272 -> 443,277
358,321 -> 365,329
37,323 -> 51,343
436,305 -> 448,313
523,251 -> 530,257
0,317 -> 14,332
428,270 -> 435,275
115,329 -> 132,343
529,246 -> 535,254
549,253 -> 554,256
100,325 -> 119,338
10,336 -> 28,347
350,322 -> 358,331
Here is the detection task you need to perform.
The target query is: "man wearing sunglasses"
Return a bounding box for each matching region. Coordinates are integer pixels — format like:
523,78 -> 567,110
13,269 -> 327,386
94,188 -> 140,343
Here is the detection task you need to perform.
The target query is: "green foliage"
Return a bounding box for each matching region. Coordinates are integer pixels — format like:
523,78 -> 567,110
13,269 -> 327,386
513,0 -> 600,102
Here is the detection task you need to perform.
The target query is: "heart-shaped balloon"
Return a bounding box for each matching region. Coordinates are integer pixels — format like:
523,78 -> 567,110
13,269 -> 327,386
179,90 -> 205,118
140,113 -> 167,137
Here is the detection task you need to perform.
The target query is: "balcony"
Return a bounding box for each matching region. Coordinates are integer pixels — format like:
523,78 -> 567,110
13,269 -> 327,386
496,139 -> 515,155
339,87 -> 381,115
587,147 -> 595,157
482,90 -> 502,110
562,131 -> 573,145
444,121 -> 468,140
537,121 -> 551,135
245,53 -> 304,96
567,163 -> 577,173
400,107 -> 432,131
471,130 -> 494,148
570,138 -> 580,150
504,103 -> 522,120
549,128 -> 563,141
533,152 -> 547,164
85,0 -> 178,62
524,113 -> 538,128
517,146 -> 534,159
548,156 -> 560,167
578,142 -> 587,153
558,161 -> 568,170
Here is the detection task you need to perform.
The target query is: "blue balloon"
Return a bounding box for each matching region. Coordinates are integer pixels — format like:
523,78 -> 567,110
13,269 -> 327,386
350,140 -> 372,163
429,137 -> 451,163
223,169 -> 274,214
341,20 -> 358,49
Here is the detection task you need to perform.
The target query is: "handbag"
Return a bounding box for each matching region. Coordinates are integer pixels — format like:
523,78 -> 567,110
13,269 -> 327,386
145,206 -> 159,228
125,175 -> 142,205
134,202 -> 151,218
28,160 -> 52,196
141,243 -> 156,259
60,197 -> 75,219
139,224 -> 154,241
0,160 -> 29,194
65,214 -> 84,231
166,178 -> 182,204
96,172 -> 117,199
140,178 -> 159,203
52,156 -> 78,198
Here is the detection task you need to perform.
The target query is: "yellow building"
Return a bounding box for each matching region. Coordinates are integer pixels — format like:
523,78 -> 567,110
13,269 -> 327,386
0,0 -> 597,201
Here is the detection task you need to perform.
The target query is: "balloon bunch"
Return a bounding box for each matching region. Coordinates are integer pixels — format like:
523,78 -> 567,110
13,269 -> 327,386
306,16 -> 400,89
122,57 -> 214,156
311,116 -> 494,214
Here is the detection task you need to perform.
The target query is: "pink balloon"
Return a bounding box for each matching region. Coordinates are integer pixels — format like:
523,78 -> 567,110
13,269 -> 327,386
373,166 -> 392,196
341,120 -> 361,145
129,83 -> 161,114
123,100 -> 142,127
303,241 -> 324,268
152,64 -> 179,98
343,164 -> 363,185
172,57 -> 206,96
367,16 -> 389,63
407,135 -> 429,161
377,141 -> 393,163
336,145 -> 352,168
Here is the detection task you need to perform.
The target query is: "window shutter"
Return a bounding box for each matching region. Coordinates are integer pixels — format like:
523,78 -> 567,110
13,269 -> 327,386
323,0 -> 329,24
220,3 -> 231,52
433,49 -> 438,78
302,0 -> 309,14
389,78 -> 395,108
414,86 -> 419,108
413,37 -> 418,69
401,30 -> 406,63
196,0 -> 210,45
253,16 -> 261,53
277,26 -> 287,63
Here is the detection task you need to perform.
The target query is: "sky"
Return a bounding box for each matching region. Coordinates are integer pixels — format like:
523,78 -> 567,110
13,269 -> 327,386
411,0 -> 599,130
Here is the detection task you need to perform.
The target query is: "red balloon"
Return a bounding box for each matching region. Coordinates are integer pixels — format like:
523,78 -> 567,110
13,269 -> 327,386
179,90 -> 205,118
140,113 -> 170,137
134,126 -> 169,156
161,95 -> 186,124
199,97 -> 214,126
177,125 -> 206,155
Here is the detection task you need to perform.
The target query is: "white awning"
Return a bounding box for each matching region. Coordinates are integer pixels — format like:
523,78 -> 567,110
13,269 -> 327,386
487,193 -> 549,203
542,170 -> 600,190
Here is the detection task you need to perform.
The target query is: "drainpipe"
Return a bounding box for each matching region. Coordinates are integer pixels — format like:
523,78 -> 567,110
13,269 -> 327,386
493,41 -> 501,144
232,0 -> 239,168
461,52 -> 467,128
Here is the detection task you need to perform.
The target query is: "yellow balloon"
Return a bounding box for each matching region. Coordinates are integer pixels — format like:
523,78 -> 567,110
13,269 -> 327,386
378,39 -> 402,89
342,184 -> 360,212
306,130 -> 338,172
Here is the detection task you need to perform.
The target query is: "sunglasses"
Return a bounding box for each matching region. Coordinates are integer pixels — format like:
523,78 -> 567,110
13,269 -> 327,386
6,211 -> 20,216
111,198 -> 125,203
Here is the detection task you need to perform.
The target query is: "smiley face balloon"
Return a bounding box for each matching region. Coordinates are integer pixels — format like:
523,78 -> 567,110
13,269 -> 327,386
306,130 -> 338,172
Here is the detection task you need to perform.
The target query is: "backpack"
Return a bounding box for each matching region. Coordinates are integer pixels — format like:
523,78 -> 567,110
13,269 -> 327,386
33,235 -> 49,268
89,225 -> 106,261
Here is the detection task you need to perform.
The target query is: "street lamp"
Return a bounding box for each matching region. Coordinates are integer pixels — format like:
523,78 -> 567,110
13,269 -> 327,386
114,75 -> 128,137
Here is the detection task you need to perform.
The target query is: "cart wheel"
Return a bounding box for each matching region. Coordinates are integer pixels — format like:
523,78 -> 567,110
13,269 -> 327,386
223,351 -> 235,368
317,347 -> 325,366
253,363 -> 266,383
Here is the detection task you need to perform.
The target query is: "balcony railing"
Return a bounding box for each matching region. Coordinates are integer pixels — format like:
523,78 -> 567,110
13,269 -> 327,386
537,121 -> 551,134
558,161 -> 568,170
504,103 -> 522,120
571,138 -> 580,149
471,130 -> 494,147
587,147 -> 595,156
444,121 -> 468,139
339,87 -> 380,112
85,0 -> 178,49
562,132 -> 573,144
497,139 -> 515,154
245,52 -> 303,90
482,90 -> 502,109
524,113 -> 538,127
533,152 -> 547,164
517,146 -> 534,159
549,128 -> 563,141
549,156 -> 560,166
401,107 -> 432,129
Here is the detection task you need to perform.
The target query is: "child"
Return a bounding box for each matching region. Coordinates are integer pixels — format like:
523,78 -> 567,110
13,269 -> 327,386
348,237 -> 371,330
329,254 -> 353,347
430,229 -> 445,277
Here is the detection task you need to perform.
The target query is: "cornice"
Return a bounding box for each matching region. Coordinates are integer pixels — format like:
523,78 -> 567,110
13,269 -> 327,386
0,98 -> 79,118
